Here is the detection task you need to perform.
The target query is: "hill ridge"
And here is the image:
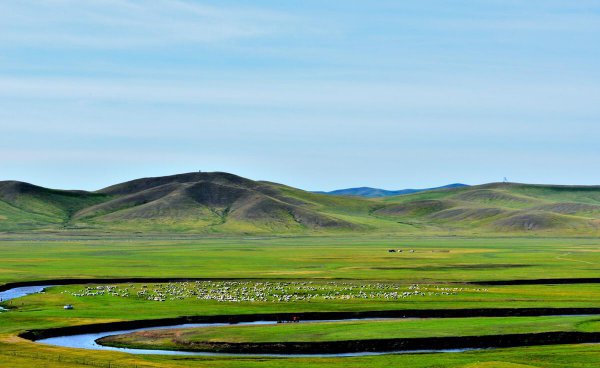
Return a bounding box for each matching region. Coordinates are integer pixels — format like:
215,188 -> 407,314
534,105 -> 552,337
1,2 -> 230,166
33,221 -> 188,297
1,173 -> 600,235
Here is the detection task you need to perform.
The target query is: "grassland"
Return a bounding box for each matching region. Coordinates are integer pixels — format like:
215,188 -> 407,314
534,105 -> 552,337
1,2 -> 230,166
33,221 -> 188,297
3,235 -> 600,284
101,315 -> 600,347
2,235 -> 600,367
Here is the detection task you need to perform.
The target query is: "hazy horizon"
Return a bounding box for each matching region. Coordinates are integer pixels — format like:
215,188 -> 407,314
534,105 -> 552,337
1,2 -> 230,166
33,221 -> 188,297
1,1 -> 599,191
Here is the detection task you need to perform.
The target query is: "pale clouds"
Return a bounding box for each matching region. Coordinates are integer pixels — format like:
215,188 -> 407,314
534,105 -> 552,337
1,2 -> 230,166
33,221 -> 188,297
0,0 -> 293,48
0,75 -> 598,115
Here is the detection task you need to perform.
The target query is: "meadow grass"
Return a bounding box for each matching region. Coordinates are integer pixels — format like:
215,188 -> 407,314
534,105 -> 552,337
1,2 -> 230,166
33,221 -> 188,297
103,315 -> 600,346
2,235 -> 600,284
2,235 -> 600,367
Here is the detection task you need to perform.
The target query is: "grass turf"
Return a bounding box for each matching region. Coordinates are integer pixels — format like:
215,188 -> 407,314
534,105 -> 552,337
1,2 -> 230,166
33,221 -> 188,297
2,235 -> 600,367
100,315 -> 600,348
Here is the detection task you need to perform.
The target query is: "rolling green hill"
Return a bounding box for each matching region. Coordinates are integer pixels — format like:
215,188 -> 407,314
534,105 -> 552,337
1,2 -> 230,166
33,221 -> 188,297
0,173 -> 378,234
0,181 -> 111,231
374,182 -> 600,234
1,174 -> 600,235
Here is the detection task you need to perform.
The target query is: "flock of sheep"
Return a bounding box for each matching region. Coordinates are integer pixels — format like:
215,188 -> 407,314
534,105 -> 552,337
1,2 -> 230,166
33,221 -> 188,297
64,281 -> 488,303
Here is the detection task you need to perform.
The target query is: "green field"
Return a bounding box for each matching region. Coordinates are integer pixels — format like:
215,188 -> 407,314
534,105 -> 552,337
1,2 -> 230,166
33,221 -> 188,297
101,315 -> 600,348
2,235 -> 600,367
2,235 -> 600,284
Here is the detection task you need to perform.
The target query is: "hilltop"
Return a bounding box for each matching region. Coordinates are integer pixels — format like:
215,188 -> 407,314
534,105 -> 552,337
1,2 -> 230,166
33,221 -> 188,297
1,173 -> 600,235
0,172 -> 376,234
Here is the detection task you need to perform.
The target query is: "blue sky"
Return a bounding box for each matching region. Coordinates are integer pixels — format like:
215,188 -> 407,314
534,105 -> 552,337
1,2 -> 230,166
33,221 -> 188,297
1,0 -> 599,191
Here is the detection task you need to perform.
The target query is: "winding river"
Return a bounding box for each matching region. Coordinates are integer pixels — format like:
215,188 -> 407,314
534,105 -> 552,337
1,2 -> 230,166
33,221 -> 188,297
0,284 -> 475,357
3,281 -> 600,357
37,321 -> 475,357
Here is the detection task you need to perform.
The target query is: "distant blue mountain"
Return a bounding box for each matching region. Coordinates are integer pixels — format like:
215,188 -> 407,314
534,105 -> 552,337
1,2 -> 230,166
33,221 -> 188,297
315,183 -> 468,198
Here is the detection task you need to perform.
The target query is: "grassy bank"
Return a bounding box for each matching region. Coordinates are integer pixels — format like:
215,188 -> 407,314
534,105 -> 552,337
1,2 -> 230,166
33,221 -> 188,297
100,315 -> 600,347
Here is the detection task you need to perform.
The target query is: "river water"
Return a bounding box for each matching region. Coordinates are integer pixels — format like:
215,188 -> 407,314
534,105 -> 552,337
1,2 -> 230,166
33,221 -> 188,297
1,284 -> 476,356
36,321 -> 474,357
0,285 -> 53,303
25,284 -> 600,357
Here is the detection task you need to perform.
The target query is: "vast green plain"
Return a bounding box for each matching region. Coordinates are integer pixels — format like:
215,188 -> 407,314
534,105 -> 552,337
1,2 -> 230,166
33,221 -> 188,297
2,235 -> 600,367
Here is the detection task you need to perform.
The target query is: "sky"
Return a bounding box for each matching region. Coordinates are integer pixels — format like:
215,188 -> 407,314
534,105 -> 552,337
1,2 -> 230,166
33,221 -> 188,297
1,0 -> 600,191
